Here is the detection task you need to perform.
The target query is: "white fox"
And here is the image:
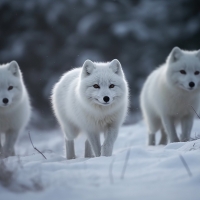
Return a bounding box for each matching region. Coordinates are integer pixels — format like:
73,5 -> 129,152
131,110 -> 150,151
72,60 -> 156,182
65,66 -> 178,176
51,59 -> 129,159
140,47 -> 200,145
0,61 -> 31,157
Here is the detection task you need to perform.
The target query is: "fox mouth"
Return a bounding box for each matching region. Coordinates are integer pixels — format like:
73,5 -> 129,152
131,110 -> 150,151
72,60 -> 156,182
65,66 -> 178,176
182,87 -> 194,92
179,84 -> 196,91
0,104 -> 10,108
184,87 -> 195,91
94,98 -> 112,106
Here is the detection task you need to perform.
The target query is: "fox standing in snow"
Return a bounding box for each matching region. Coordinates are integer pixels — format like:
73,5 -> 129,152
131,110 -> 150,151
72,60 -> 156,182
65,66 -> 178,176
140,47 -> 200,145
0,61 -> 31,157
51,59 -> 129,159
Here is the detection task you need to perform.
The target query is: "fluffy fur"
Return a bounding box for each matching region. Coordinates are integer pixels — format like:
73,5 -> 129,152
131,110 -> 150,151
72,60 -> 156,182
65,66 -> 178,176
140,47 -> 200,145
51,59 -> 129,159
0,61 -> 31,157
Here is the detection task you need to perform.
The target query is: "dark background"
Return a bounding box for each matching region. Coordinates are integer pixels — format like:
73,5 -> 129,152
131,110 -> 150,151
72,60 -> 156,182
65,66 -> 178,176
0,0 -> 200,128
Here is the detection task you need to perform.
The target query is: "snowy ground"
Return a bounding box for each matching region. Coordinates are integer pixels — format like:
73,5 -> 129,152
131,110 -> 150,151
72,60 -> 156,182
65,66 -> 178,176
0,119 -> 200,200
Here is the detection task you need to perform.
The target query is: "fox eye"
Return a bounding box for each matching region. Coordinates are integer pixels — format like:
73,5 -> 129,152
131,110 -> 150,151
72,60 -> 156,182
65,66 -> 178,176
93,84 -> 100,89
8,86 -> 13,90
180,70 -> 186,75
194,71 -> 199,75
109,84 -> 115,88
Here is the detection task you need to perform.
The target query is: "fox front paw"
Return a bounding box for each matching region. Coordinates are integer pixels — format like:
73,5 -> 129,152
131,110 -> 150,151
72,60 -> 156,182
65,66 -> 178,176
101,145 -> 113,157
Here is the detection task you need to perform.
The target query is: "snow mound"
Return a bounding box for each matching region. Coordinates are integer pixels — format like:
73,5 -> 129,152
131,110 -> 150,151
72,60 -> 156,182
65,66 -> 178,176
0,120 -> 200,200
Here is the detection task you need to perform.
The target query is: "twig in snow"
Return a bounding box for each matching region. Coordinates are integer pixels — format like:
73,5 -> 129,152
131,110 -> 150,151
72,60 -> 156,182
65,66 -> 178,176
109,156 -> 115,184
179,154 -> 192,177
17,155 -> 23,168
190,105 -> 200,119
28,132 -> 46,159
120,146 -> 131,180
189,106 -> 200,141
190,133 -> 200,141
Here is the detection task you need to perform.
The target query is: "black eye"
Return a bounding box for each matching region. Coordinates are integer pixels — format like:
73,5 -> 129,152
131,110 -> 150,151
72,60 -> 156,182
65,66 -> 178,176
180,70 -> 186,75
8,86 -> 13,90
195,71 -> 199,75
93,84 -> 100,89
109,84 -> 115,88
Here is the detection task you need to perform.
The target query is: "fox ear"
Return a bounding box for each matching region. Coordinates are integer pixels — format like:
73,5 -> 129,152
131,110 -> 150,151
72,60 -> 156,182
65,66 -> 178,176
169,47 -> 182,62
81,60 -> 95,77
8,61 -> 20,76
109,59 -> 123,76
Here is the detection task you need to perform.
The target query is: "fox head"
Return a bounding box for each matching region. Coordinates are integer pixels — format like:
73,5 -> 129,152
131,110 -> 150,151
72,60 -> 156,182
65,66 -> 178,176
0,61 -> 23,108
166,47 -> 200,92
78,59 -> 128,107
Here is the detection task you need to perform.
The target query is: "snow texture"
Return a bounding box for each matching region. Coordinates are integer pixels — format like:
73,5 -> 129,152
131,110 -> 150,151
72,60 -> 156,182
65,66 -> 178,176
0,119 -> 200,200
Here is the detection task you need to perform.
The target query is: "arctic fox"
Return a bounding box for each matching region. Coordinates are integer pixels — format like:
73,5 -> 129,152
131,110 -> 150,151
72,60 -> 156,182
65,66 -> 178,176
0,61 -> 31,157
51,59 -> 129,159
140,47 -> 200,145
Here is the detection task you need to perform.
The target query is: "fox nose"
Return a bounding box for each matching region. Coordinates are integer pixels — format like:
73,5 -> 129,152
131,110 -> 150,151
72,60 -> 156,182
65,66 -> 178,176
3,98 -> 9,104
189,82 -> 195,88
103,96 -> 110,103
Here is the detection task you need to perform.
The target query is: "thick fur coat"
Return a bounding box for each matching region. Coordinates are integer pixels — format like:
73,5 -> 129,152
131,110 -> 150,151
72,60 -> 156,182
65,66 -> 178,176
0,61 -> 31,156
52,59 -> 129,159
140,47 -> 200,145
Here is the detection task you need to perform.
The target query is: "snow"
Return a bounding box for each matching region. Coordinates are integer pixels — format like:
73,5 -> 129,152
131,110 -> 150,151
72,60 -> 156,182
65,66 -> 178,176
1,119 -> 200,200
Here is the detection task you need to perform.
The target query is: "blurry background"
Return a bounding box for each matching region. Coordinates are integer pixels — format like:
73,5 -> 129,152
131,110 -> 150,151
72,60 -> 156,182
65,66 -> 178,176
0,0 -> 200,129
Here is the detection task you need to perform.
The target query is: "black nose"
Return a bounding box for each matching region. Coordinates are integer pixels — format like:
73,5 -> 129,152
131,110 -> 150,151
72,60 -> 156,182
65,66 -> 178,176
3,98 -> 9,104
189,82 -> 195,88
103,96 -> 110,103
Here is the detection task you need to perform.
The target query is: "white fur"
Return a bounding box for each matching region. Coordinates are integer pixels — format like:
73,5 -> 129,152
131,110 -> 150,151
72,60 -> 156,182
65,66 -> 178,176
140,47 -> 200,145
0,61 -> 31,157
51,59 -> 129,159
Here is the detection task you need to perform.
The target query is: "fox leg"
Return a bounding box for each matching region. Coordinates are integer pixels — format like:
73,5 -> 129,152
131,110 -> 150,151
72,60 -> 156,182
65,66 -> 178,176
4,129 -> 19,157
159,127 -> 168,145
180,116 -> 193,142
62,122 -> 79,159
86,133 -> 101,157
161,116 -> 179,143
84,139 -> 94,158
101,126 -> 118,156
148,133 -> 156,145
65,140 -> 75,159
